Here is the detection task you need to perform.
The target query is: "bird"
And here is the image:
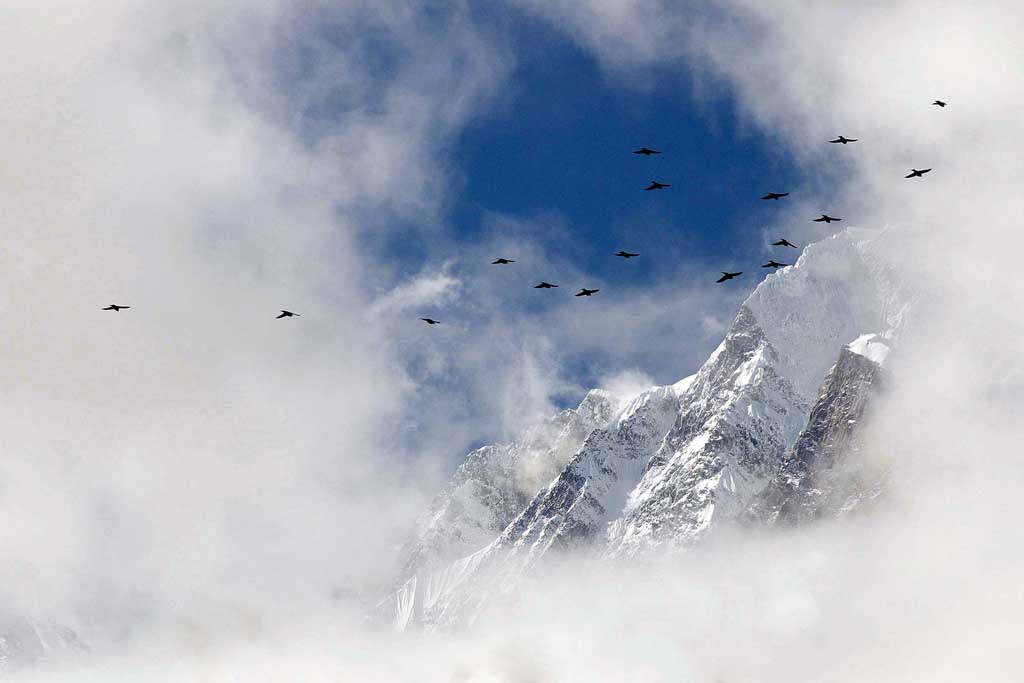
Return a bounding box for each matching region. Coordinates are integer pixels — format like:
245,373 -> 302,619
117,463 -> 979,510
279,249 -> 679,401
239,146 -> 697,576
716,271 -> 742,283
644,180 -> 671,191
102,304 -> 130,311
772,239 -> 798,248
421,318 -> 440,325
905,168 -> 931,178
633,147 -> 661,156
761,260 -> 788,269
276,310 -> 299,319
761,192 -> 790,200
932,100 -> 947,107
534,282 -> 558,289
575,288 -> 600,297
813,214 -> 841,223
829,135 -> 857,144
614,251 -> 639,258
492,258 -> 515,265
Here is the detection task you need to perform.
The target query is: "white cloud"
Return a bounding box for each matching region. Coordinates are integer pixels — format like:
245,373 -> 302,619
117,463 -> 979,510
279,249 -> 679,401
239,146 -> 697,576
0,0 -> 511,653
8,0 -> 1024,680
371,269 -> 462,317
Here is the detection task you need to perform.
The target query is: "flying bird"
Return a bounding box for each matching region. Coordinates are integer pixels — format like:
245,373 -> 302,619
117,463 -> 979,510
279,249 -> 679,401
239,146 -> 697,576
575,288 -> 600,297
772,239 -> 798,248
932,100 -> 947,107
761,260 -> 788,269
492,258 -> 515,265
716,272 -> 742,283
813,214 -> 841,223
829,136 -> 858,144
761,192 -> 790,200
421,318 -> 440,325
644,180 -> 671,191
614,251 -> 639,258
102,304 -> 130,311
276,310 -> 299,319
905,168 -> 931,178
633,147 -> 661,156
534,282 -> 558,289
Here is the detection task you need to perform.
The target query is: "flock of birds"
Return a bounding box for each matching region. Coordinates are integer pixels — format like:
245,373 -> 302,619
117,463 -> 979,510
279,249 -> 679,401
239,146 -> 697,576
101,100 -> 946,324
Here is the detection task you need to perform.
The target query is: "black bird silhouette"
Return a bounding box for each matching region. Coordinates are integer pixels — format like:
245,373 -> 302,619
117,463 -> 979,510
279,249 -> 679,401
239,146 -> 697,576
905,168 -> 931,178
761,260 -> 788,269
932,100 -> 947,107
813,214 -> 841,223
421,318 -> 440,325
716,271 -> 742,283
102,304 -> 130,311
614,251 -> 639,258
633,147 -> 661,156
761,192 -> 790,200
534,282 -> 558,289
276,310 -> 299,319
644,180 -> 670,191
829,135 -> 858,144
492,258 -> 515,265
575,288 -> 600,297
772,239 -> 798,248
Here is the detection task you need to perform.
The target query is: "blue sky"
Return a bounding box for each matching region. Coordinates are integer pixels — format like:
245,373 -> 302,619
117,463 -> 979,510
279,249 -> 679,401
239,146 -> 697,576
370,7 -> 805,282
452,11 -> 803,279
353,6 -> 808,420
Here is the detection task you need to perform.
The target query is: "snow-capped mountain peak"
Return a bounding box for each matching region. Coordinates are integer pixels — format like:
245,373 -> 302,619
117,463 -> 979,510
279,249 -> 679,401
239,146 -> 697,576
386,228 -> 903,629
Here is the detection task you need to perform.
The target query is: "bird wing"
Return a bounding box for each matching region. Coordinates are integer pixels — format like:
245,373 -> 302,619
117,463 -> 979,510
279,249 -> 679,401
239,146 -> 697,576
276,313 -> 287,318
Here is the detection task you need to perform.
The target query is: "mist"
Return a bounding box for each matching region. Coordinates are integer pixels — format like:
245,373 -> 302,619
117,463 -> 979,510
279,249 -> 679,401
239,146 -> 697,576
4,1 -> 1024,681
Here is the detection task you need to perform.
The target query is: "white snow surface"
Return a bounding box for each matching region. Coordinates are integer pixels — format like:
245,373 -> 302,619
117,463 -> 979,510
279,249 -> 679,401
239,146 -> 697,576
847,333 -> 891,365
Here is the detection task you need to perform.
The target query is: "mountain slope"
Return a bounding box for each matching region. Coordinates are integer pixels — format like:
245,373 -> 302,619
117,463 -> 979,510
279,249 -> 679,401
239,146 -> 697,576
386,389 -> 620,628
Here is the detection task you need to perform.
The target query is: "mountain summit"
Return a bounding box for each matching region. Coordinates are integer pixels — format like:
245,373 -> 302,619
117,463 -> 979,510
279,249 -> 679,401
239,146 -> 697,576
385,228 -> 905,630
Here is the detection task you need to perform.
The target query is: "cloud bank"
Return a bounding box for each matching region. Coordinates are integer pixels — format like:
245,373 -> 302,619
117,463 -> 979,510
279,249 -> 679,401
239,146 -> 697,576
4,0 -> 1024,681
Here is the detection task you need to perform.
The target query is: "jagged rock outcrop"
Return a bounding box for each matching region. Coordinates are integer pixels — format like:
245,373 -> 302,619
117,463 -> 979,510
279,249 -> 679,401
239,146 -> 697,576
753,334 -> 890,524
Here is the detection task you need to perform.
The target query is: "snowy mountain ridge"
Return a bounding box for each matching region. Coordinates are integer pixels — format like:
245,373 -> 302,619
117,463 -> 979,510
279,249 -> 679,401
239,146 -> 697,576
386,227 -> 905,630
